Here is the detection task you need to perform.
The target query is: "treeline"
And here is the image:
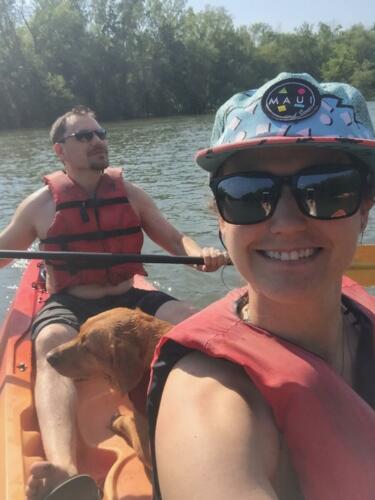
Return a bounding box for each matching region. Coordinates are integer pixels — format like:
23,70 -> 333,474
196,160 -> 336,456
1,0 -> 375,130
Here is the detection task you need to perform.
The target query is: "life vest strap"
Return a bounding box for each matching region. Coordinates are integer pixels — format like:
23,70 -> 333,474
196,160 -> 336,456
41,226 -> 142,245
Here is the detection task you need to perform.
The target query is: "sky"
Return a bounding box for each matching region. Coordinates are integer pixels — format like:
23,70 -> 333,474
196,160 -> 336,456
186,0 -> 375,31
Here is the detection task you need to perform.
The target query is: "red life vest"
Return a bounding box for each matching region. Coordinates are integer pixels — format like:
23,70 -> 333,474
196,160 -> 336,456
42,168 -> 146,292
149,277 -> 375,500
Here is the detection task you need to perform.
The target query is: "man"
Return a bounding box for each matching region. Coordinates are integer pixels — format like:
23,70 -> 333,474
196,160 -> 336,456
0,105 -> 227,499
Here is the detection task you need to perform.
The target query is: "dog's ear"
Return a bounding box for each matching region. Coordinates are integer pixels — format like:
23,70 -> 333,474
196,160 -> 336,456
112,335 -> 145,394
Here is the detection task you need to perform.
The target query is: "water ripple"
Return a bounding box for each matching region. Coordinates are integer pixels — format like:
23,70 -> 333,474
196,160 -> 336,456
0,109 -> 374,319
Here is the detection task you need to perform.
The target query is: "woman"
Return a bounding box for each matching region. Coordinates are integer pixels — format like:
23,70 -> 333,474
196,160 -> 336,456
148,73 -> 375,500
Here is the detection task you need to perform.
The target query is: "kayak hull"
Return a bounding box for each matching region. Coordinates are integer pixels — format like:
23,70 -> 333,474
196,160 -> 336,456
0,261 -> 152,499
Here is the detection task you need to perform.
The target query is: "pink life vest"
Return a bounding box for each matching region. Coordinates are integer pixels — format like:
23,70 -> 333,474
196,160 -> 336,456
42,168 -> 146,292
150,277 -> 375,500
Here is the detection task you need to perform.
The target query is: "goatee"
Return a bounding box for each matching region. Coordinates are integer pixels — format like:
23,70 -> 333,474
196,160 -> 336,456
88,153 -> 109,171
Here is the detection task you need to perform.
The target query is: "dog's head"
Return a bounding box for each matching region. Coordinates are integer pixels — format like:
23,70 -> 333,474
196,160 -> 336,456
47,307 -> 171,394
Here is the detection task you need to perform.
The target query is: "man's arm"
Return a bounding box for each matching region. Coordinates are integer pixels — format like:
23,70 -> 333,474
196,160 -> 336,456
0,188 -> 47,268
125,181 -> 228,271
155,352 -> 280,500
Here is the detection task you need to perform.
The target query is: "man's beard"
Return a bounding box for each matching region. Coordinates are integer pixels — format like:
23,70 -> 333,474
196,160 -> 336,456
88,150 -> 109,171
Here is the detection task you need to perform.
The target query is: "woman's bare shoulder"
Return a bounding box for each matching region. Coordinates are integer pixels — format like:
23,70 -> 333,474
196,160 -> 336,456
167,350 -> 275,420
155,351 -> 280,499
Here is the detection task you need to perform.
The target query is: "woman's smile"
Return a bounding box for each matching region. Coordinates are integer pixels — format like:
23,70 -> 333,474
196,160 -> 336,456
257,247 -> 320,262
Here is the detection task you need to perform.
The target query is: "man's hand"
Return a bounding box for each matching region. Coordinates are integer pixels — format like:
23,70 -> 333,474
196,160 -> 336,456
194,247 -> 230,272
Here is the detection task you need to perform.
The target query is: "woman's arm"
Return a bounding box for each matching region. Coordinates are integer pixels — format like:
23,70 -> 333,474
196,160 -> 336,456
155,351 -> 280,500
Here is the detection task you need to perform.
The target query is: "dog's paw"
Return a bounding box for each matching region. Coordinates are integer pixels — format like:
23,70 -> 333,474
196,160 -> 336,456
111,414 -> 134,445
110,412 -> 121,426
108,412 -> 124,434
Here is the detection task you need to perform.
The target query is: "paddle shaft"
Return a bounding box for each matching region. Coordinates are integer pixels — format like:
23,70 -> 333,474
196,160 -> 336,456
0,248 -> 373,269
349,262 -> 375,270
0,249 -> 206,265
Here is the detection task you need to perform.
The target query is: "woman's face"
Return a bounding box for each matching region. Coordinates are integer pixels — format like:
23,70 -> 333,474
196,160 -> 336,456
218,146 -> 372,303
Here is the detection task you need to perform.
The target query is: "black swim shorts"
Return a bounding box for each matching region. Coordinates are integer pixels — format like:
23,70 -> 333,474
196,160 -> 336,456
31,287 -> 177,339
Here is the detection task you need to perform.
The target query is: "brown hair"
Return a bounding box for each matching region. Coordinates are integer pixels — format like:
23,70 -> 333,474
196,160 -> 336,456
50,105 -> 96,144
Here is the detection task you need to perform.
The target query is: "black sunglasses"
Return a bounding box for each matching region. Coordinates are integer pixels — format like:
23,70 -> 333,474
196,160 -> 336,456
60,128 -> 107,143
210,164 -> 368,225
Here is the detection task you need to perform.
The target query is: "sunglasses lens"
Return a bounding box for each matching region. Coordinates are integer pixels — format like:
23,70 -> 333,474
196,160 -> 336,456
212,166 -> 364,225
297,167 -> 362,219
75,131 -> 94,142
74,129 -> 106,142
214,175 -> 278,224
96,128 -> 107,141
95,129 -> 107,140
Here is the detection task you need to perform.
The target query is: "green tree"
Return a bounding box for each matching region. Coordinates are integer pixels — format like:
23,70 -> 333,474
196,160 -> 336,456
0,1 -> 374,130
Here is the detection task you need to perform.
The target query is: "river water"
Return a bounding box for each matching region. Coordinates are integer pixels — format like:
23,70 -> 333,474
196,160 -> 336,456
1,105 -> 375,320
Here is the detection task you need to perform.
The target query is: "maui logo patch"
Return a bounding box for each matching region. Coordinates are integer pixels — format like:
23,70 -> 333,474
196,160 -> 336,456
261,78 -> 321,122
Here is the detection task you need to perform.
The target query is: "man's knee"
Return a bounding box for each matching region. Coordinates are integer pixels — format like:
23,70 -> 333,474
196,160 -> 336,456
34,324 -> 78,360
154,300 -> 198,325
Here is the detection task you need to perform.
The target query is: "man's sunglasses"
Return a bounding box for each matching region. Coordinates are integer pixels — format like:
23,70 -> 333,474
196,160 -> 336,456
60,128 -> 107,143
210,164 -> 368,225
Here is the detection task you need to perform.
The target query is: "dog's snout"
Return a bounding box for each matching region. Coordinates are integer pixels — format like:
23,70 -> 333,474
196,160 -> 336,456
47,351 -> 60,367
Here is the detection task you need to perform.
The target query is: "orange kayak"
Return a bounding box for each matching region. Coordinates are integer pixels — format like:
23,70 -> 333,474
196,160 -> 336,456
0,260 -> 152,499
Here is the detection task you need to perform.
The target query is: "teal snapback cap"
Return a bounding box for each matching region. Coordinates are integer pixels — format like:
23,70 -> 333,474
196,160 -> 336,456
196,72 -> 375,174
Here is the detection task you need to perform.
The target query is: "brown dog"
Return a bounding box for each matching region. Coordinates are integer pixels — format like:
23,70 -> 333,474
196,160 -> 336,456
47,307 -> 172,478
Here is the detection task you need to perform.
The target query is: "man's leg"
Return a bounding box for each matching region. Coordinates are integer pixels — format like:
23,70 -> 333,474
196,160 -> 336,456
154,299 -> 198,324
132,288 -> 198,325
26,323 -> 79,500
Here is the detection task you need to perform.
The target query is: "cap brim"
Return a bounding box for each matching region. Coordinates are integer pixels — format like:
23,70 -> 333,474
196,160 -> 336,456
195,136 -> 375,174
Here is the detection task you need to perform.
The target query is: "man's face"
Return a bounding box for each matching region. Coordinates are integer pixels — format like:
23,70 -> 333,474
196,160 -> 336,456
55,114 -> 109,172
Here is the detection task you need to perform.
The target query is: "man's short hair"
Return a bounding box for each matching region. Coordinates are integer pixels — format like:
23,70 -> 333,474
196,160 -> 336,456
50,105 -> 96,144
